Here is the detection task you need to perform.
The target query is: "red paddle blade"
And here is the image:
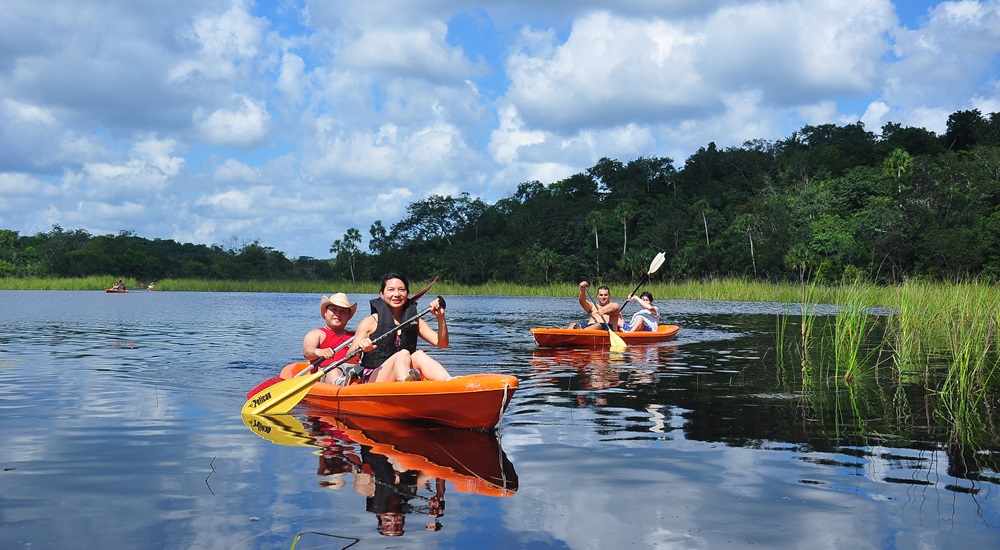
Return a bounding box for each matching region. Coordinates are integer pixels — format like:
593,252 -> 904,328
410,275 -> 439,300
245,365 -> 321,398
246,377 -> 284,399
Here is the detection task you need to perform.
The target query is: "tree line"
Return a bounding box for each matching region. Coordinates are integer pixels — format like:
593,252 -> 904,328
3,109 -> 1000,285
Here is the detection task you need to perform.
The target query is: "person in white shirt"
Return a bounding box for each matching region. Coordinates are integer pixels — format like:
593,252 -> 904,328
623,291 -> 659,332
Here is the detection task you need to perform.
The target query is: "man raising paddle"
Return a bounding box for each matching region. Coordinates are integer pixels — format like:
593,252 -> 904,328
568,281 -> 623,331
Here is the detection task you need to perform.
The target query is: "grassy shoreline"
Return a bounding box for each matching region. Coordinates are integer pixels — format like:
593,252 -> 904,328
3,276 -> 998,305
1,275 -> 998,304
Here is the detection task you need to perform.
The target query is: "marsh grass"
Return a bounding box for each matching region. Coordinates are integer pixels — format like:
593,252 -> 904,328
829,283 -> 882,384
652,278 -> 842,304
888,281 -> 937,382
0,275 -> 133,291
937,285 -> 999,408
885,281 -> 1000,399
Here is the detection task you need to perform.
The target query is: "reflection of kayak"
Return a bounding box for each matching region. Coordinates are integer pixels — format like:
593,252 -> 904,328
105,288 -> 129,293
278,362 -> 518,430
530,324 -> 680,347
241,412 -> 518,497
311,412 -> 518,497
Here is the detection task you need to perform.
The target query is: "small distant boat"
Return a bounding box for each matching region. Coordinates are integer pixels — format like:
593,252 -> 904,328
530,324 -> 680,347
105,288 -> 129,293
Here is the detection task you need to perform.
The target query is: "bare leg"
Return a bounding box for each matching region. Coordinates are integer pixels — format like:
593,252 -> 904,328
372,350 -> 412,382
411,351 -> 451,380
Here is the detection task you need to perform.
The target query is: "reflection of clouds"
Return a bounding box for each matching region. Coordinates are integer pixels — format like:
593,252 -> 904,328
501,414 -> 992,548
2,363 -> 274,549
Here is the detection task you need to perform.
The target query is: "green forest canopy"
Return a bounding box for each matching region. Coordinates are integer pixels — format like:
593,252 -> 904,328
3,109 -> 1000,285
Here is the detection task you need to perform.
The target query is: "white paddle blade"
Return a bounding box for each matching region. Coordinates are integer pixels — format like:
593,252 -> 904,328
648,252 -> 666,275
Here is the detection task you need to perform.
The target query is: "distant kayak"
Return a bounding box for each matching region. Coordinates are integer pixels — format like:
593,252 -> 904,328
278,362 -> 518,430
530,324 -> 680,347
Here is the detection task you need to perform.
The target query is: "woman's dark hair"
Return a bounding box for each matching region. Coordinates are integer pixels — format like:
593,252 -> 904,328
640,291 -> 654,302
379,272 -> 409,293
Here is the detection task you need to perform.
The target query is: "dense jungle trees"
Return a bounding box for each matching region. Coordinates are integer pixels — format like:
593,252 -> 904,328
2,109 -> 1000,285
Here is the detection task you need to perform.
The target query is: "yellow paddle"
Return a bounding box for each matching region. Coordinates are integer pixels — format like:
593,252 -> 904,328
241,298 -> 442,415
584,285 -> 628,351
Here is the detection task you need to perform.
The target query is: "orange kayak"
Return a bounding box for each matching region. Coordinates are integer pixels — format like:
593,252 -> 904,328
105,288 -> 129,293
530,324 -> 680,347
278,362 -> 518,430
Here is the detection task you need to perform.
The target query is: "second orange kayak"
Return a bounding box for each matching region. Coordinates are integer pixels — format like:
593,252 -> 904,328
530,324 -> 680,347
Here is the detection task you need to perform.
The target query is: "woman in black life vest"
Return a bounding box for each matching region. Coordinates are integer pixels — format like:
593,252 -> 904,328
349,272 -> 452,383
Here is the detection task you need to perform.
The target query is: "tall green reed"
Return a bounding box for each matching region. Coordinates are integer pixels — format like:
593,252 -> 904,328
828,282 -> 882,384
937,283 -> 999,408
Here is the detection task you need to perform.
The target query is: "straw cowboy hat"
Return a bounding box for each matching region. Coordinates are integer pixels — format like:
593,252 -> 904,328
320,293 -> 357,318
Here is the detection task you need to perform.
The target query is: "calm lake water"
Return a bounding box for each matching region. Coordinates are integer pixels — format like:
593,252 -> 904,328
1,290 -> 997,549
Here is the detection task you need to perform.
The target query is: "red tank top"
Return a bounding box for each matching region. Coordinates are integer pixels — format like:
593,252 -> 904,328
318,328 -> 358,366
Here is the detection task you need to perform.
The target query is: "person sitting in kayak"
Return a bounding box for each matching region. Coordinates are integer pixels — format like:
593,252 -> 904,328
349,272 -> 452,383
303,292 -> 360,384
567,281 -> 622,331
622,291 -> 660,331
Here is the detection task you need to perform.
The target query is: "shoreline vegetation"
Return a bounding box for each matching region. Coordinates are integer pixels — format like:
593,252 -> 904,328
0,274 -> 989,302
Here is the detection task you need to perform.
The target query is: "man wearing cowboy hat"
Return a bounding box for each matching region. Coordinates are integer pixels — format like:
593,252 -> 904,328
303,292 -> 359,383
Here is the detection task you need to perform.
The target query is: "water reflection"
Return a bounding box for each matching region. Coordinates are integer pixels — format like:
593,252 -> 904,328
243,411 -> 517,539
4,291 -> 999,548
528,345 -> 677,406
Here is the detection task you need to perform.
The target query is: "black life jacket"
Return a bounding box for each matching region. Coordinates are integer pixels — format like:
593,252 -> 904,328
360,298 -> 419,369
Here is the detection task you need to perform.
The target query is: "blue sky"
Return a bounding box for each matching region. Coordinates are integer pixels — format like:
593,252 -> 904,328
1,0 -> 998,259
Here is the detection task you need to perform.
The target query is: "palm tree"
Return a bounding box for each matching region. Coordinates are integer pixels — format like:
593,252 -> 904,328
733,213 -> 758,278
329,227 -> 362,283
536,248 -> 557,284
883,148 -> 913,194
584,210 -> 604,275
614,200 -> 636,257
693,200 -> 712,245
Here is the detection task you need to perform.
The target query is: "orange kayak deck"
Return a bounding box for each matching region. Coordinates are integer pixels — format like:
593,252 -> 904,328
530,324 -> 680,347
279,362 -> 518,430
